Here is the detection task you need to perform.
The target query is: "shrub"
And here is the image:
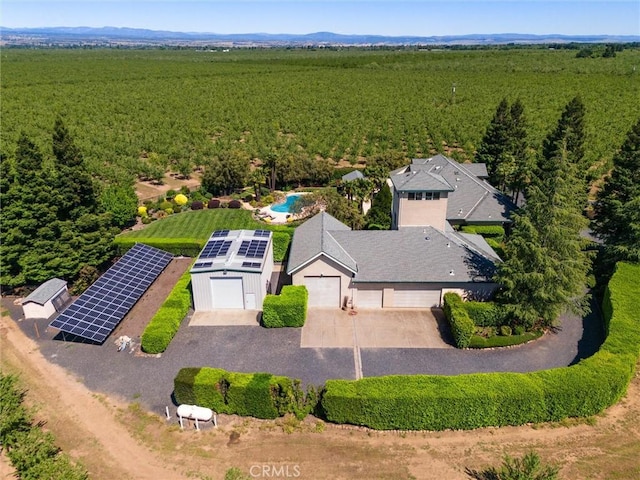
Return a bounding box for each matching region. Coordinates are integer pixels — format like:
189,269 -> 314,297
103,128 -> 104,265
164,207 -> 174,215
191,200 -> 204,210
244,194 -> 254,202
137,206 -> 147,216
272,232 -> 291,262
514,325 -> 525,335
500,325 -> 512,336
320,263 -> 640,430
141,216 -> 153,224
464,301 -> 505,327
228,199 -> 242,209
141,266 -> 192,353
174,193 -> 188,206
262,285 -> 308,328
159,200 -> 173,211
208,198 -> 221,209
443,292 -> 475,348
165,189 -> 177,199
174,367 -> 318,420
460,224 -> 505,239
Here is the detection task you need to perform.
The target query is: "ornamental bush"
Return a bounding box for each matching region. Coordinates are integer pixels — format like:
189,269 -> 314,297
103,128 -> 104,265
228,199 -> 242,209
174,367 -> 317,420
460,224 -> 505,239
174,193 -> 188,206
191,200 -> 204,210
262,285 -> 308,328
208,198 -> 221,209
271,231 -> 291,262
443,292 -> 475,348
464,301 -> 505,327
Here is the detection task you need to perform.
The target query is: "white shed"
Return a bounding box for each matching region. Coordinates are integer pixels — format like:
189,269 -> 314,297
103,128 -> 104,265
191,229 -> 274,311
22,278 -> 71,320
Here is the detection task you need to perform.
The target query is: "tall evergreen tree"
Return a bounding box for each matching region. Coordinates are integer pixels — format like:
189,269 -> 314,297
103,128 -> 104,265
476,98 -> 531,199
496,99 -> 591,327
542,96 -> 586,171
592,118 -> 640,265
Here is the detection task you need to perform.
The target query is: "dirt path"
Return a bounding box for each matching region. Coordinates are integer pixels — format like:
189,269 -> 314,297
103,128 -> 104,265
2,310 -> 639,479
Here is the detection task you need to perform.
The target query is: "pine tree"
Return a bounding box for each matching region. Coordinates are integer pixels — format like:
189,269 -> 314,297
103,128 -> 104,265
476,98 -> 510,186
496,99 -> 591,327
592,118 -> 640,265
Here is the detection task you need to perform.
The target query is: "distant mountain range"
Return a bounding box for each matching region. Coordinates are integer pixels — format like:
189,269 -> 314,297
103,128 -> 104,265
1,26 -> 638,46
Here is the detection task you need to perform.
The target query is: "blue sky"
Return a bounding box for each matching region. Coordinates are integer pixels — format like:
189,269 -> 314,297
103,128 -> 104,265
2,1 -> 639,36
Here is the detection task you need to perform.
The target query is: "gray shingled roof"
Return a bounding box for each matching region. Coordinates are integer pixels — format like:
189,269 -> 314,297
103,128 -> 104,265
341,170 -> 365,182
462,162 -> 489,178
406,155 -> 516,223
23,278 -> 67,305
288,212 -> 497,283
390,169 -> 454,192
331,227 -> 496,283
287,212 -> 358,275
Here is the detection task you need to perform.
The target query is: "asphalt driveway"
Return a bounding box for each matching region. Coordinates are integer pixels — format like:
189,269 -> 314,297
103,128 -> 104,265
3,296 -> 605,417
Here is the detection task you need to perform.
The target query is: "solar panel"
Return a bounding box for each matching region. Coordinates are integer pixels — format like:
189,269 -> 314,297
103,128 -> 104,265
237,239 -> 267,258
254,230 -> 270,238
212,230 -> 229,238
49,243 -> 173,343
194,261 -> 213,269
241,261 -> 262,269
200,240 -> 232,258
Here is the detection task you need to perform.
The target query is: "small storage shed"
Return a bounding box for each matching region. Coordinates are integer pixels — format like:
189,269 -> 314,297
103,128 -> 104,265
191,229 -> 274,311
22,278 -> 71,320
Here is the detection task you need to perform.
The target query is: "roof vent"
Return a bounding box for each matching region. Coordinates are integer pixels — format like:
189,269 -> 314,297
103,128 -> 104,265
454,171 -> 459,175
425,236 -> 431,241
449,270 -> 455,276
447,242 -> 450,248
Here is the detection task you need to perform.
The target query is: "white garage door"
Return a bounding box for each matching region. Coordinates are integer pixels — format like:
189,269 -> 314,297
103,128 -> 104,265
304,276 -> 341,307
394,288 -> 441,308
355,287 -> 383,309
211,278 -> 244,309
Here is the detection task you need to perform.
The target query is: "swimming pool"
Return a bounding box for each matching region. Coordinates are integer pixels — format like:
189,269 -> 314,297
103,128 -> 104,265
271,194 -> 302,213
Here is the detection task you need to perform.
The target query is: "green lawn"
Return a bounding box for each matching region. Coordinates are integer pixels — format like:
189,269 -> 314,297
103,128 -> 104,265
116,209 -> 295,261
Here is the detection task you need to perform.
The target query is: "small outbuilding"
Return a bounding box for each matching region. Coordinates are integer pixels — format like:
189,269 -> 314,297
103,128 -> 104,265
22,278 -> 71,320
190,229 -> 274,311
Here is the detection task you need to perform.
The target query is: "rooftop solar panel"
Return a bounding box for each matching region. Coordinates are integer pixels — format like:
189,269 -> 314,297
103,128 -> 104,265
241,261 -> 262,269
200,240 -> 232,258
254,230 -> 270,238
194,261 -> 213,269
237,239 -> 268,259
212,230 -> 229,238
49,243 -> 173,343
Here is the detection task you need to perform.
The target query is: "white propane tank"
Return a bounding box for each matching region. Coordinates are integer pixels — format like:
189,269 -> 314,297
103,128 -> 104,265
177,404 -> 216,430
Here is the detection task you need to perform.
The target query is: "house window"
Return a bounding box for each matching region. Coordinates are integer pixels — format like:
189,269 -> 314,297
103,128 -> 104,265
408,192 -> 423,200
425,192 -> 440,201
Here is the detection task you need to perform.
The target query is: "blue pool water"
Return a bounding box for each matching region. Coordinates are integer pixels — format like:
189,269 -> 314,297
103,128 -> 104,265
271,194 -> 302,213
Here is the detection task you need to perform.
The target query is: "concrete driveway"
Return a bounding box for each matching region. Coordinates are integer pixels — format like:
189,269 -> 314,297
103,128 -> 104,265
301,308 -> 453,349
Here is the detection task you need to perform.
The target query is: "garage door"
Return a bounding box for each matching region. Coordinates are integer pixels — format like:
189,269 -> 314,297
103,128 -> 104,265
394,288 -> 441,308
304,276 -> 341,307
211,278 -> 244,309
355,287 -> 383,309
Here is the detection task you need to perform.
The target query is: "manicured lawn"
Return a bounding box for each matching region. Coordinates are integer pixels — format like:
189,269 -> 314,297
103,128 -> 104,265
118,209 -> 294,242
116,209 -> 295,262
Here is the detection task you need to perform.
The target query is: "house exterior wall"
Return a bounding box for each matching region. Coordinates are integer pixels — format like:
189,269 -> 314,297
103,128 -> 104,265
192,270 -> 266,311
393,191 -> 449,231
291,256 -> 354,308
350,281 -> 498,308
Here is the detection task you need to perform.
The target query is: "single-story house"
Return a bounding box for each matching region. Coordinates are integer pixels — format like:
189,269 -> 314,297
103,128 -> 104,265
22,278 -> 71,320
287,155 -> 512,308
190,229 -> 274,310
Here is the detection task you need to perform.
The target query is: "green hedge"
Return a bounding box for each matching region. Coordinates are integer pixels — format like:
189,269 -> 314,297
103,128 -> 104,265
174,367 -> 315,419
262,285 -> 308,328
469,330 -> 543,348
443,292 -> 475,348
321,263 -> 640,430
114,237 -> 203,257
464,301 -> 505,327
271,231 -> 292,263
460,224 -> 505,238
141,266 -> 192,353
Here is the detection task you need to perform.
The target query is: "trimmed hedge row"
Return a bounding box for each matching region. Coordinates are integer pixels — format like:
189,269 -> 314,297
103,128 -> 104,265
174,367 -> 316,419
141,266 -> 192,353
469,330 -> 543,348
271,231 -> 292,263
464,301 -> 505,327
460,224 -> 505,238
321,263 -> 640,430
442,292 -> 475,348
262,285 -> 308,328
114,237 -> 203,257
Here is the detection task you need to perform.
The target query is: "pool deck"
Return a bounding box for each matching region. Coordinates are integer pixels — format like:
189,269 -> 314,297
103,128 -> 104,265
257,192 -> 309,224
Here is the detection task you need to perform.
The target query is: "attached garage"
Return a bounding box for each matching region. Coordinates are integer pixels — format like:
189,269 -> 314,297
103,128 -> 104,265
304,276 -> 341,308
355,286 -> 383,309
210,278 -> 244,309
393,287 -> 441,308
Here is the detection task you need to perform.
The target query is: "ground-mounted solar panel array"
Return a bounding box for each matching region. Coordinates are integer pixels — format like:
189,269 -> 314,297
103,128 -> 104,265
49,243 -> 173,343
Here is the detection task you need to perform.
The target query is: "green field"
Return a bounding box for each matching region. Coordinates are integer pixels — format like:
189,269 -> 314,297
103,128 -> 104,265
2,47 -> 639,183
117,209 -> 294,260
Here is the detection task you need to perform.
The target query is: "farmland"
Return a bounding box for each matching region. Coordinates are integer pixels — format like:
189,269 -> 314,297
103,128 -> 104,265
1,47 -> 639,184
